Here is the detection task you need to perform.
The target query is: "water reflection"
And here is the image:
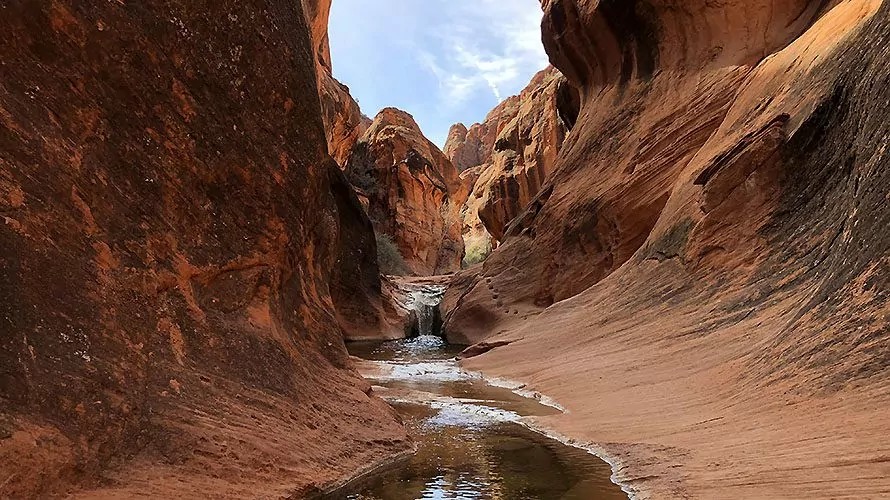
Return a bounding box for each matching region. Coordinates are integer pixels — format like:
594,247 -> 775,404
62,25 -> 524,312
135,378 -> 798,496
348,335 -> 461,362
341,337 -> 627,500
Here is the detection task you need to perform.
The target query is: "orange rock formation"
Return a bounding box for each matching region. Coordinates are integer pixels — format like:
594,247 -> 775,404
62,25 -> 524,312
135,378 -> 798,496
346,108 -> 467,276
446,0 -> 890,498
446,67 -> 579,244
303,0 -> 370,167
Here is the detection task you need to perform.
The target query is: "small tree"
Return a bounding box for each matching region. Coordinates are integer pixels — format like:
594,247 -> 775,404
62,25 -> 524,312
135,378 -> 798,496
376,233 -> 409,276
462,238 -> 492,268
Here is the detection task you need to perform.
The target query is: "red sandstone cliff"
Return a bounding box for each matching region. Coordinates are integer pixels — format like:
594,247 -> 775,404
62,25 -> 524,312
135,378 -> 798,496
300,0 -> 390,340
446,0 -> 890,498
302,0 -> 370,167
446,67 -> 579,245
444,95 -> 521,174
0,2 -> 408,497
346,108 -> 467,276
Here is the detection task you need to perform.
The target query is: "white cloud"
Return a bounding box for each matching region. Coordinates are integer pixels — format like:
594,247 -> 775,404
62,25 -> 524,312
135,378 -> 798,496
418,49 -> 478,104
416,0 -> 549,108
328,0 -> 549,147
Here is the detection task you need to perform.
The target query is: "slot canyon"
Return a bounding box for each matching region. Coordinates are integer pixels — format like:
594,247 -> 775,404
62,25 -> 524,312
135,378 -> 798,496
1,0 -> 889,498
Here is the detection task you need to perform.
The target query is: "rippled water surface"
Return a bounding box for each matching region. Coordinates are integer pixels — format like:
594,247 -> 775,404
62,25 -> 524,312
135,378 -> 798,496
339,336 -> 627,500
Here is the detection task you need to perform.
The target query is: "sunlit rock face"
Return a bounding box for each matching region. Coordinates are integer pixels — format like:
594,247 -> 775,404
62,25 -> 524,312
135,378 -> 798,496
458,165 -> 496,266
445,0 -> 872,341
446,67 -> 579,261
302,0 -> 370,167
445,1 -> 890,498
444,96 -> 521,175
443,123 -> 476,173
0,1 -> 408,497
346,108 -> 467,276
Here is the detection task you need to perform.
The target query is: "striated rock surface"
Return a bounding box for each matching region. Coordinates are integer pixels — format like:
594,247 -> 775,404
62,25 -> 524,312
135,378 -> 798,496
447,0 -> 890,498
458,165 -> 496,266
445,0 -> 844,342
301,0 -> 333,73
346,108 -> 466,276
444,96 -> 521,173
0,1 -> 408,498
319,79 -> 372,167
443,123 -> 473,172
447,67 -> 579,244
478,67 -> 577,242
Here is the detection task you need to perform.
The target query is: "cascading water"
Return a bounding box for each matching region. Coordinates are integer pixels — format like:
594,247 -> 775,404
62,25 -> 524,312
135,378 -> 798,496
404,284 -> 446,337
338,281 -> 627,499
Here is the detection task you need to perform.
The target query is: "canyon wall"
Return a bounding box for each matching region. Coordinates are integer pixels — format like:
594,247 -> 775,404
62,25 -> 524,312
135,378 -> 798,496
302,0 -> 370,167
0,1 -> 408,498
448,0 -> 890,498
346,108 -> 466,276
301,0 -> 391,340
446,67 -> 579,243
444,96 -> 519,174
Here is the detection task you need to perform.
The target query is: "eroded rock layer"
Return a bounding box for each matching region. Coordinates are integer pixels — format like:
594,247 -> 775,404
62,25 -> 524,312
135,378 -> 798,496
0,2 -> 408,497
346,108 -> 466,276
458,165 -> 496,265
300,0 -> 388,340
445,0 -> 849,342
446,67 -> 578,244
444,96 -> 521,174
448,0 -> 890,498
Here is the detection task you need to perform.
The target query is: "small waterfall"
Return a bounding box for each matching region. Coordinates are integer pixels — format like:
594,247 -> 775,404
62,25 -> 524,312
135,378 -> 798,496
405,285 -> 446,338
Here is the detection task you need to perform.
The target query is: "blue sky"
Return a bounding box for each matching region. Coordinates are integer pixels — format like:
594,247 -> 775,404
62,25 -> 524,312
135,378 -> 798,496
328,0 -> 549,148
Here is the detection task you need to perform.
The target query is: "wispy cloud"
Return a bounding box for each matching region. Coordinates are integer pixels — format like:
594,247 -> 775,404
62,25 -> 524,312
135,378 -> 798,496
328,0 -> 548,147
417,50 -> 477,103
417,0 -> 548,107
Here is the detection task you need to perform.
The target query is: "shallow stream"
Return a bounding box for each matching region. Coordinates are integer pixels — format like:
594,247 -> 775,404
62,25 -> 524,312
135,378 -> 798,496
338,335 -> 627,500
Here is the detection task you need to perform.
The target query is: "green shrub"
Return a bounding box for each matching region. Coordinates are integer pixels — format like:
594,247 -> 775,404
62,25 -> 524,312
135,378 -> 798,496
345,143 -> 379,195
376,233 -> 409,276
462,238 -> 492,268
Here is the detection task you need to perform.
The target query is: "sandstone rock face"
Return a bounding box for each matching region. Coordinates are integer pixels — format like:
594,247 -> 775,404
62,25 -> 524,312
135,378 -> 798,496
446,67 -> 579,243
443,123 -> 473,172
301,0 -> 384,340
448,0 -> 890,498
478,68 -> 577,242
444,96 -> 521,173
302,0 -> 333,73
327,164 -> 392,340
320,79 -> 372,167
0,2 -> 408,497
445,0 -> 840,342
346,108 -> 466,276
302,0 -> 370,167
458,166 -> 496,265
